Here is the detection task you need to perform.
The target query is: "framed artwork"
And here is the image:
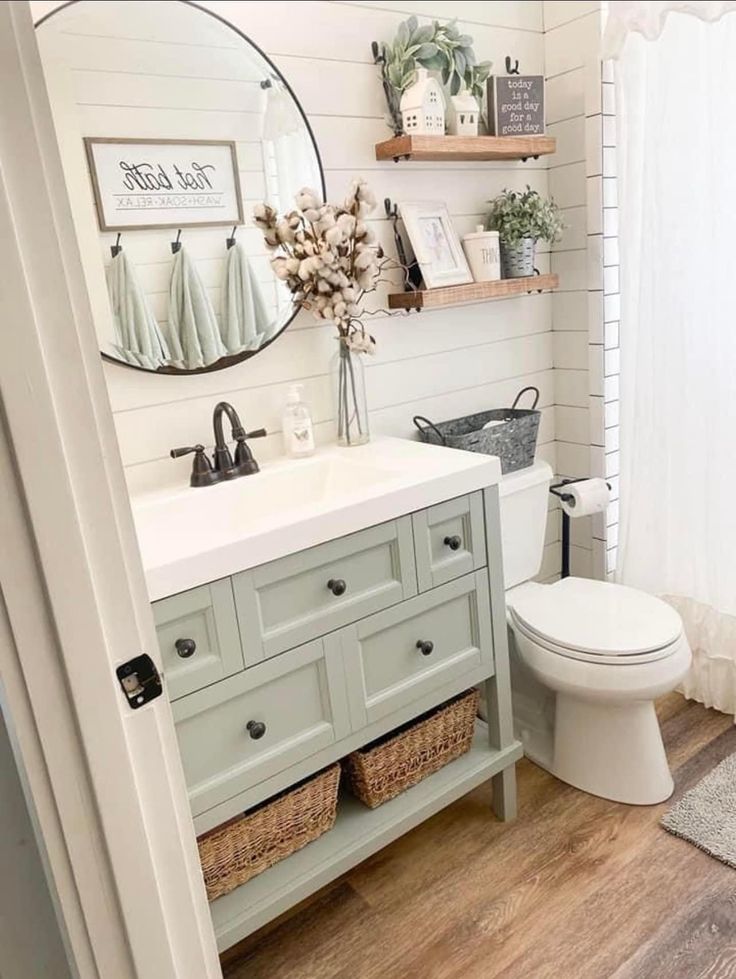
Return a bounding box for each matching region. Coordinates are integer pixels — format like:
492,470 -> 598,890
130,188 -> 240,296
398,202 -> 473,289
83,138 -> 244,231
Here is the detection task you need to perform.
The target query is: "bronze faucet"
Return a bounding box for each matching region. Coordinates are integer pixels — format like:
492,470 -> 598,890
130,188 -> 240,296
170,402 -> 266,487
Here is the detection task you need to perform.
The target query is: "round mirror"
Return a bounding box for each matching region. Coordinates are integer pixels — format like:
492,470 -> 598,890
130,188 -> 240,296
35,0 -> 324,374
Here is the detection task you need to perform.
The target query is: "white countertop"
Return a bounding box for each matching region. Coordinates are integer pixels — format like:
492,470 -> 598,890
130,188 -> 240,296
131,437 -> 501,601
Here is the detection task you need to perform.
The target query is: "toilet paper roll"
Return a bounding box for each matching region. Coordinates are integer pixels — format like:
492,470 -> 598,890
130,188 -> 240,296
560,478 -> 610,517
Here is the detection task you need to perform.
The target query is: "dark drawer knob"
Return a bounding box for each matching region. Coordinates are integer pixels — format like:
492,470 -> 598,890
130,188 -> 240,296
246,720 -> 266,740
327,578 -> 347,597
175,638 -> 196,659
444,535 -> 462,551
416,639 -> 434,656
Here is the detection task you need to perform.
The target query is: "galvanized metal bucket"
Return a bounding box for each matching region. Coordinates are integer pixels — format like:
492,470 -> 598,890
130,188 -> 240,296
413,386 -> 541,474
501,237 -> 535,278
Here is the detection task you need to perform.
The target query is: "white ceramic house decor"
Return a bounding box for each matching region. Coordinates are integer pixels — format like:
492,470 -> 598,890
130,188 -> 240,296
448,89 -> 479,137
400,68 -> 445,135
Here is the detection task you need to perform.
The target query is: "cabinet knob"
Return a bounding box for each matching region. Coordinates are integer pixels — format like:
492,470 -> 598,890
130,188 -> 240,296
175,638 -> 196,659
444,535 -> 462,551
246,720 -> 266,740
327,578 -> 347,597
416,639 -> 434,656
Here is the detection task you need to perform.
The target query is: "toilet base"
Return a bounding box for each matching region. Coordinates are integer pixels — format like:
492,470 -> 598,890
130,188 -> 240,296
550,694 -> 673,805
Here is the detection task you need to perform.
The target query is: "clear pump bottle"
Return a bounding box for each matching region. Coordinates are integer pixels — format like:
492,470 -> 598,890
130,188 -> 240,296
282,384 -> 315,458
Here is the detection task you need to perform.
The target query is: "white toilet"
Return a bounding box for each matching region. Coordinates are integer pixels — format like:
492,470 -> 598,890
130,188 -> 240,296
499,461 -> 692,805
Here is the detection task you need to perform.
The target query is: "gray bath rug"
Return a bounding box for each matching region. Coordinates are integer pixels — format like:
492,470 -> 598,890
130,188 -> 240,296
662,752 -> 736,868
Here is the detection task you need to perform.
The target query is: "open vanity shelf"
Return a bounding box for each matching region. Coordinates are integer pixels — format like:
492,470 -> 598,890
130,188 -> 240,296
211,723 -> 522,950
375,134 -> 556,163
388,273 -> 559,312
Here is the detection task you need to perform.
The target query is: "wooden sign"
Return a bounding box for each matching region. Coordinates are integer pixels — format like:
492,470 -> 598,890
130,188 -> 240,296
84,138 -> 244,231
487,76 -> 545,137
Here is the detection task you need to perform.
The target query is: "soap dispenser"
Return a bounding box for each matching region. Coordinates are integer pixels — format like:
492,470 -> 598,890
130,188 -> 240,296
282,384 -> 315,458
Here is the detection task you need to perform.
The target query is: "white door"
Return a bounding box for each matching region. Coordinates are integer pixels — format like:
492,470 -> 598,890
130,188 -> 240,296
0,3 -> 221,975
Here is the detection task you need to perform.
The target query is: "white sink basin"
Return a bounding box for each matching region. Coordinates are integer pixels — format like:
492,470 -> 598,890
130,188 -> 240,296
132,437 -> 501,600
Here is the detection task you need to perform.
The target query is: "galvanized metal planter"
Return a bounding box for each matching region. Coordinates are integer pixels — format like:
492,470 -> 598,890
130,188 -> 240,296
501,237 -> 536,278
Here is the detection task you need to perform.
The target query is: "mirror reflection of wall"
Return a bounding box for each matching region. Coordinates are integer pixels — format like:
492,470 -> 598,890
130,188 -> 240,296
35,0 -> 323,374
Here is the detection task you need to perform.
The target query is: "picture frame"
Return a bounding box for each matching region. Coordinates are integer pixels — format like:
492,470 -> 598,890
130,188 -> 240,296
83,137 -> 244,232
398,201 -> 473,289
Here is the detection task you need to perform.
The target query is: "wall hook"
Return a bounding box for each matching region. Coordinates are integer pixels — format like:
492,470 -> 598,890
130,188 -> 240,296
110,232 -> 122,258
226,225 -> 238,250
505,56 -> 520,75
171,229 -> 182,254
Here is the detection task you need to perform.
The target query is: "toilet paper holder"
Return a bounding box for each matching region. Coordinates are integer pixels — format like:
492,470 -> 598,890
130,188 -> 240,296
549,478 -> 612,579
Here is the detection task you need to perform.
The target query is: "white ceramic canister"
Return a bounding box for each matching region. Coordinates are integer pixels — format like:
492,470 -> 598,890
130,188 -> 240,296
462,226 -> 501,282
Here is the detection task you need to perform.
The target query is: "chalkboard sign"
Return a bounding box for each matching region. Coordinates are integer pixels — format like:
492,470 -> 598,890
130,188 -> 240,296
487,76 -> 545,137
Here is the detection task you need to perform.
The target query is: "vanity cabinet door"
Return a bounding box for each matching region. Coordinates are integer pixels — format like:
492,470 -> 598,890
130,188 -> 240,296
339,570 -> 494,728
232,517 -> 418,664
152,579 -> 244,700
172,639 -> 350,817
412,492 -> 486,591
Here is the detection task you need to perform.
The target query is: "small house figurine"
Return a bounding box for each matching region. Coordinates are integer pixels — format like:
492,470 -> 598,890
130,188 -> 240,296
448,88 -> 480,137
400,68 -> 445,135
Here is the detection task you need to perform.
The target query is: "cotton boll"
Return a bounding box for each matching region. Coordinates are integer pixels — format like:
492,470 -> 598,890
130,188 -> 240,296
295,188 -> 321,211
325,226 -> 344,247
336,214 -> 356,236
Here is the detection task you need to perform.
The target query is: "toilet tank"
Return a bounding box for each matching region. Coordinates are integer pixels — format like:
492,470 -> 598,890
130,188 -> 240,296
498,461 -> 553,589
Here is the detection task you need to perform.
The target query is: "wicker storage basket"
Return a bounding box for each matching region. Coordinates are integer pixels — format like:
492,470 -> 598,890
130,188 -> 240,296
197,763 -> 340,901
413,386 -> 540,474
344,689 -> 479,809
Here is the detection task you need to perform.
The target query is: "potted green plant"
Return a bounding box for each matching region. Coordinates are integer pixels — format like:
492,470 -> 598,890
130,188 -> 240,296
371,17 -> 492,135
486,187 -> 564,278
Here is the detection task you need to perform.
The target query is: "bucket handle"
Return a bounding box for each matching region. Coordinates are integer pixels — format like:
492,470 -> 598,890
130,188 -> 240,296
413,415 -> 447,446
511,385 -> 540,410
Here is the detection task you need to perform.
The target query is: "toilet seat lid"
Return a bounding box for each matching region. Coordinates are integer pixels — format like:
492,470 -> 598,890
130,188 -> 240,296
509,577 -> 682,657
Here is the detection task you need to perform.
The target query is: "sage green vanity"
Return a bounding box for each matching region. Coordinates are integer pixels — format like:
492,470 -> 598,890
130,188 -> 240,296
138,440 -> 521,952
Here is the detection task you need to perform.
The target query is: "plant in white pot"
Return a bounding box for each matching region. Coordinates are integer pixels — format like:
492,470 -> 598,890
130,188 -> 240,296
254,180 -> 390,447
486,187 -> 564,278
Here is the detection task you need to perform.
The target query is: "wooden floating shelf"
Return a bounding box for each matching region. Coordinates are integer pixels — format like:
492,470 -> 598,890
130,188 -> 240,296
210,723 -> 522,951
388,274 -> 558,312
375,134 -> 556,163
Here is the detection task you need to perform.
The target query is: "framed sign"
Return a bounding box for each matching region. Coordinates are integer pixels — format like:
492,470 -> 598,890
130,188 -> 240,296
487,76 -> 545,137
83,138 -> 244,231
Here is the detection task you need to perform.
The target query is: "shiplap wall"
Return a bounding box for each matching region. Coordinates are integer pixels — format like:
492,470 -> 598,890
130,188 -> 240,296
34,0 -> 562,576
543,0 -> 609,580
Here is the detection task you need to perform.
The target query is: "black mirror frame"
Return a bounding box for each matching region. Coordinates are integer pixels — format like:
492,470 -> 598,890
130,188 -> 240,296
35,0 -> 326,376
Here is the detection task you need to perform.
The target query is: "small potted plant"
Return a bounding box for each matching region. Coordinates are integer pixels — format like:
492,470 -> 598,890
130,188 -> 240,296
486,187 -> 564,278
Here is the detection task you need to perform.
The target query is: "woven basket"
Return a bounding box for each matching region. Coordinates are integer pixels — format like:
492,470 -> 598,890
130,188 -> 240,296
344,689 -> 479,809
197,763 -> 340,901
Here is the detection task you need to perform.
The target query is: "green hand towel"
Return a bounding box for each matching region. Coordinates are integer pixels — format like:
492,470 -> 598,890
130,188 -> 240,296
221,241 -> 276,354
107,250 -> 170,369
168,246 -> 227,370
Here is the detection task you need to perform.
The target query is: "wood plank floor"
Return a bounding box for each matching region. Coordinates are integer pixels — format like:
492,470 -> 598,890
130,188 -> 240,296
222,694 -> 736,979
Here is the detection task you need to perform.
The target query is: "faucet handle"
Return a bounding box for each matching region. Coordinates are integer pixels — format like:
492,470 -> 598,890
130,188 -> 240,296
244,428 -> 267,439
170,445 -> 222,488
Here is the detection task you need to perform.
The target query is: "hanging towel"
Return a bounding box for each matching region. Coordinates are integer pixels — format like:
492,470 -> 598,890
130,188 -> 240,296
168,246 -> 227,370
107,250 -> 170,369
221,242 -> 275,354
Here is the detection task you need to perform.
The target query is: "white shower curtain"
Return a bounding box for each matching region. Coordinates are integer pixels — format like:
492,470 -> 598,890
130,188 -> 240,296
612,6 -> 736,712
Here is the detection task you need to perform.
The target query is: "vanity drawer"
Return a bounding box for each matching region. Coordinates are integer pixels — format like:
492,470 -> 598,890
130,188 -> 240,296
153,580 -> 244,701
172,639 -> 350,817
233,518 -> 417,664
412,492 -> 486,591
337,570 -> 493,727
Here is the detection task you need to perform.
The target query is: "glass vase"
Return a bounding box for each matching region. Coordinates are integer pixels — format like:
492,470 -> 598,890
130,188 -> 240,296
330,340 -> 370,447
